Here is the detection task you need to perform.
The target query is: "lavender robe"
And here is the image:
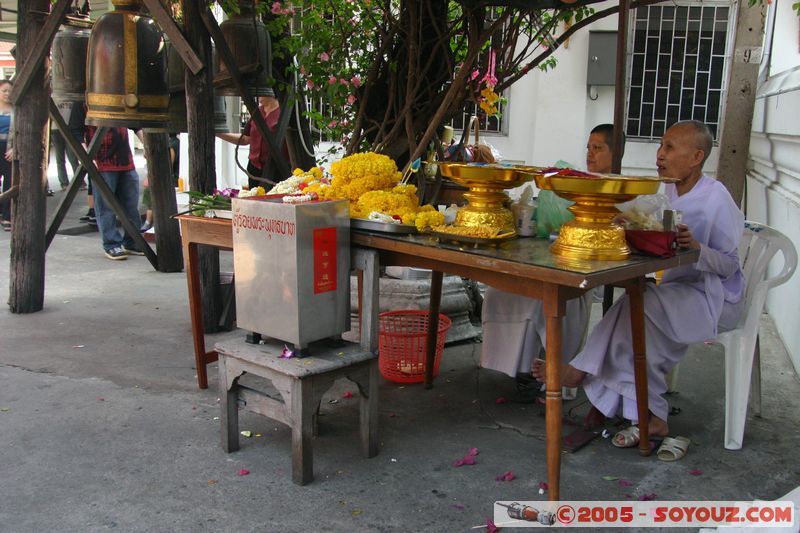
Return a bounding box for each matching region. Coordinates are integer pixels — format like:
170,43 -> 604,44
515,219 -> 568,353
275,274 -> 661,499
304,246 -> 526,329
572,175 -> 745,422
481,288 -> 592,377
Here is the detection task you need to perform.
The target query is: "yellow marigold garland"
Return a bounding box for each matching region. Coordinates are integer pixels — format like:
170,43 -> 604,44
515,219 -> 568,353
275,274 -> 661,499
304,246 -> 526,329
299,152 -> 444,229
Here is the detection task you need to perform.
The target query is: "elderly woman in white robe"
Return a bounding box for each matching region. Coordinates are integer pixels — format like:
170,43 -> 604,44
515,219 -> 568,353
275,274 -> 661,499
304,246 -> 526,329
480,125 -> 617,386
532,120 -> 745,445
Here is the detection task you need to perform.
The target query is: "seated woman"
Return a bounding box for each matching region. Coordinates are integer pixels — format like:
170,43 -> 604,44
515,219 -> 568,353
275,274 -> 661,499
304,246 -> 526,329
480,125 -> 619,397
532,120 -> 745,446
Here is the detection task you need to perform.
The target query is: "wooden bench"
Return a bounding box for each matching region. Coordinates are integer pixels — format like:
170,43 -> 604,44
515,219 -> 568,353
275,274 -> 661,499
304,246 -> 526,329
215,338 -> 379,485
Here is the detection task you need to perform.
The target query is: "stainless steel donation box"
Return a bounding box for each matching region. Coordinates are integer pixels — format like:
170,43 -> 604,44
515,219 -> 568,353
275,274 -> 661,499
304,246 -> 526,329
231,197 -> 350,350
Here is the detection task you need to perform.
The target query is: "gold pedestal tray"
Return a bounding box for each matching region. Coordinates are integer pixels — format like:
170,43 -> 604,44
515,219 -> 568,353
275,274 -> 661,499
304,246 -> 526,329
437,162 -> 540,230
530,172 -> 665,261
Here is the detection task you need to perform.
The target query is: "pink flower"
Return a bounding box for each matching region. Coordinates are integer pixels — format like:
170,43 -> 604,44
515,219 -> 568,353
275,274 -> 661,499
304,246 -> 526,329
271,2 -> 282,14
470,69 -> 481,81
495,470 -> 516,482
339,78 -> 349,87
351,76 -> 361,88
328,75 -> 338,85
328,120 -> 339,129
299,66 -> 306,75
319,51 -> 330,62
346,94 -> 356,105
306,80 -> 315,90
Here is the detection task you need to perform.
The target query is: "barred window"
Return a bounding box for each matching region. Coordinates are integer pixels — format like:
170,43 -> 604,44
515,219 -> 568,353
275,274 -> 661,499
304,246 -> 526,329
626,2 -> 734,141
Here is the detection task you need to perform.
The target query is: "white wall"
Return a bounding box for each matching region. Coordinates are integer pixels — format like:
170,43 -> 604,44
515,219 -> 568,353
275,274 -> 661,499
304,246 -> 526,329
746,1 -> 800,373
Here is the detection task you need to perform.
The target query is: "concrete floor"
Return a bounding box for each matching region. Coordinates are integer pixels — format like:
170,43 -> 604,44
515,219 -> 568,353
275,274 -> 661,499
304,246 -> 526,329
0,183 -> 798,532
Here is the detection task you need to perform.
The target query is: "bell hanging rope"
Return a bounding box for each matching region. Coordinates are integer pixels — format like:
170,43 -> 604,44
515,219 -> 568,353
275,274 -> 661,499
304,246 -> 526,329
213,0 -> 274,97
85,0 -> 169,129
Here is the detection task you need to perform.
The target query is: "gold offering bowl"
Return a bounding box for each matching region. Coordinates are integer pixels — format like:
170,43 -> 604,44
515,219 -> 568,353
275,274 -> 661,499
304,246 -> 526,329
437,162 -> 540,230
531,172 -> 664,261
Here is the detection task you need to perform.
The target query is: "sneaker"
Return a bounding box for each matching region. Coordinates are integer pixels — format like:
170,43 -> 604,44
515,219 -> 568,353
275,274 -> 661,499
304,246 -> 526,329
79,208 -> 95,223
46,188 -> 55,197
104,247 -> 127,260
139,221 -> 153,233
123,245 -> 145,256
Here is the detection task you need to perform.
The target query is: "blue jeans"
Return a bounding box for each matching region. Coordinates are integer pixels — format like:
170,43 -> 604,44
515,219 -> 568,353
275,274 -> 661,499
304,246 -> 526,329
93,169 -> 141,251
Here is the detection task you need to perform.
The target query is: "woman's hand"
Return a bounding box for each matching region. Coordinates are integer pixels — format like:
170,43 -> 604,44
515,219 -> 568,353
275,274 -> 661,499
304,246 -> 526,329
676,223 -> 699,249
4,148 -> 11,161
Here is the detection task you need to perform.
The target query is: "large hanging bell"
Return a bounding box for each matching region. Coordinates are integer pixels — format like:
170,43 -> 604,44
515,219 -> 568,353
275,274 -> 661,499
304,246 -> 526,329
51,22 -> 91,104
165,40 -> 233,134
214,0 -> 273,96
85,0 -> 168,129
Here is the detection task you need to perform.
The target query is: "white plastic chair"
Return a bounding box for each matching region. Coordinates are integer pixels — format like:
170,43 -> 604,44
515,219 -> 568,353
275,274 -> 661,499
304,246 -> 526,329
719,221 -> 797,449
670,221 -> 797,449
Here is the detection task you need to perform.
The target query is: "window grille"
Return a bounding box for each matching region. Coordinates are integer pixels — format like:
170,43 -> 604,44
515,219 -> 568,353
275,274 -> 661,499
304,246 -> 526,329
626,2 -> 734,141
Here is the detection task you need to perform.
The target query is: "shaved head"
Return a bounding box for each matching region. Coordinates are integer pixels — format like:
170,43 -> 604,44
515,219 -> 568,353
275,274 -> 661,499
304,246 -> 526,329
672,120 -> 713,167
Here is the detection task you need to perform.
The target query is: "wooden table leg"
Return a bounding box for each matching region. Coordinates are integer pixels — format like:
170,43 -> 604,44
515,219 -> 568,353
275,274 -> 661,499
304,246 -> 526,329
424,270 -> 444,389
543,284 -> 564,501
185,240 -> 213,389
627,276 -> 651,456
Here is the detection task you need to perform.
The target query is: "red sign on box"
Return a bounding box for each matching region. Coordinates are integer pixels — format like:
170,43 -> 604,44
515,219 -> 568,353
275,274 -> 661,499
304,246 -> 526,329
313,227 -> 337,294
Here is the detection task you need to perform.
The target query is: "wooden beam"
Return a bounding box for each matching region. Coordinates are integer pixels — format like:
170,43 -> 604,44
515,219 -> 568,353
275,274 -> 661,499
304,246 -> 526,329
53,105 -> 159,269
142,131 -> 184,272
200,4 -> 291,178
45,99 -> 104,250
0,185 -> 18,202
10,0 -> 72,105
140,0 -> 204,75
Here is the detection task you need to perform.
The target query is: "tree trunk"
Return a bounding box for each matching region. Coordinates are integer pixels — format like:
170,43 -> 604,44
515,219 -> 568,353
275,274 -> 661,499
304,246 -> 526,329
142,132 -> 183,272
9,0 -> 51,313
183,0 -> 221,331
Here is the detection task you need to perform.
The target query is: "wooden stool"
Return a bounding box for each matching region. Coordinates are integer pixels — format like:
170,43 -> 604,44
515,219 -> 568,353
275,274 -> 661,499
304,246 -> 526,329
215,338 -> 379,485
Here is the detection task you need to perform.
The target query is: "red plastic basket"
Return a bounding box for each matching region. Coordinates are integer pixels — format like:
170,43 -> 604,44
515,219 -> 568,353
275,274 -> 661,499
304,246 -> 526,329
378,310 -> 452,384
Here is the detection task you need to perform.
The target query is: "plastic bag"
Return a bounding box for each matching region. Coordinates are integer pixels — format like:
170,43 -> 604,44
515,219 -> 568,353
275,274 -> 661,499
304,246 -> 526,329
442,116 -> 497,163
617,193 -> 671,230
536,189 -> 574,238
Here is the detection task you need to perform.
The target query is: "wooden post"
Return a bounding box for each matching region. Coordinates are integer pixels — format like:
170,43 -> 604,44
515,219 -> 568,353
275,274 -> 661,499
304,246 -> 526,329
8,0 -> 52,313
183,0 -> 222,331
142,132 -> 183,272
716,2 -> 766,206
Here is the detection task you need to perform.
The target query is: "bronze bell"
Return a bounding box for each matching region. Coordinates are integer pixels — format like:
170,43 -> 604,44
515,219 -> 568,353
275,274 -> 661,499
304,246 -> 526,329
165,40 -> 232,134
51,23 -> 91,104
214,0 -> 273,96
85,0 -> 169,129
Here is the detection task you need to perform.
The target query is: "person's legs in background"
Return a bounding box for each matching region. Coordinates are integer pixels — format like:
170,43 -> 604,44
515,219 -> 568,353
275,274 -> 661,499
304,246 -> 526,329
0,141 -> 12,228
93,171 -> 125,254
115,169 -> 143,254
51,129 -> 70,190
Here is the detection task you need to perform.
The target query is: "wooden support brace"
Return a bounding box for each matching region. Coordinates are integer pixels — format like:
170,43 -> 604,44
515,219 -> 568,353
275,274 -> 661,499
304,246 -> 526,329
0,185 -> 18,203
52,101 -> 158,269
10,0 -> 73,105
140,0 -> 205,75
45,99 -> 104,249
200,4 -> 291,179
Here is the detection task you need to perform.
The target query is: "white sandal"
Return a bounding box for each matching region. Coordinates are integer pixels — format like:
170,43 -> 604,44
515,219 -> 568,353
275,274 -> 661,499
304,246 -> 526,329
656,436 -> 691,461
612,426 -> 640,448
